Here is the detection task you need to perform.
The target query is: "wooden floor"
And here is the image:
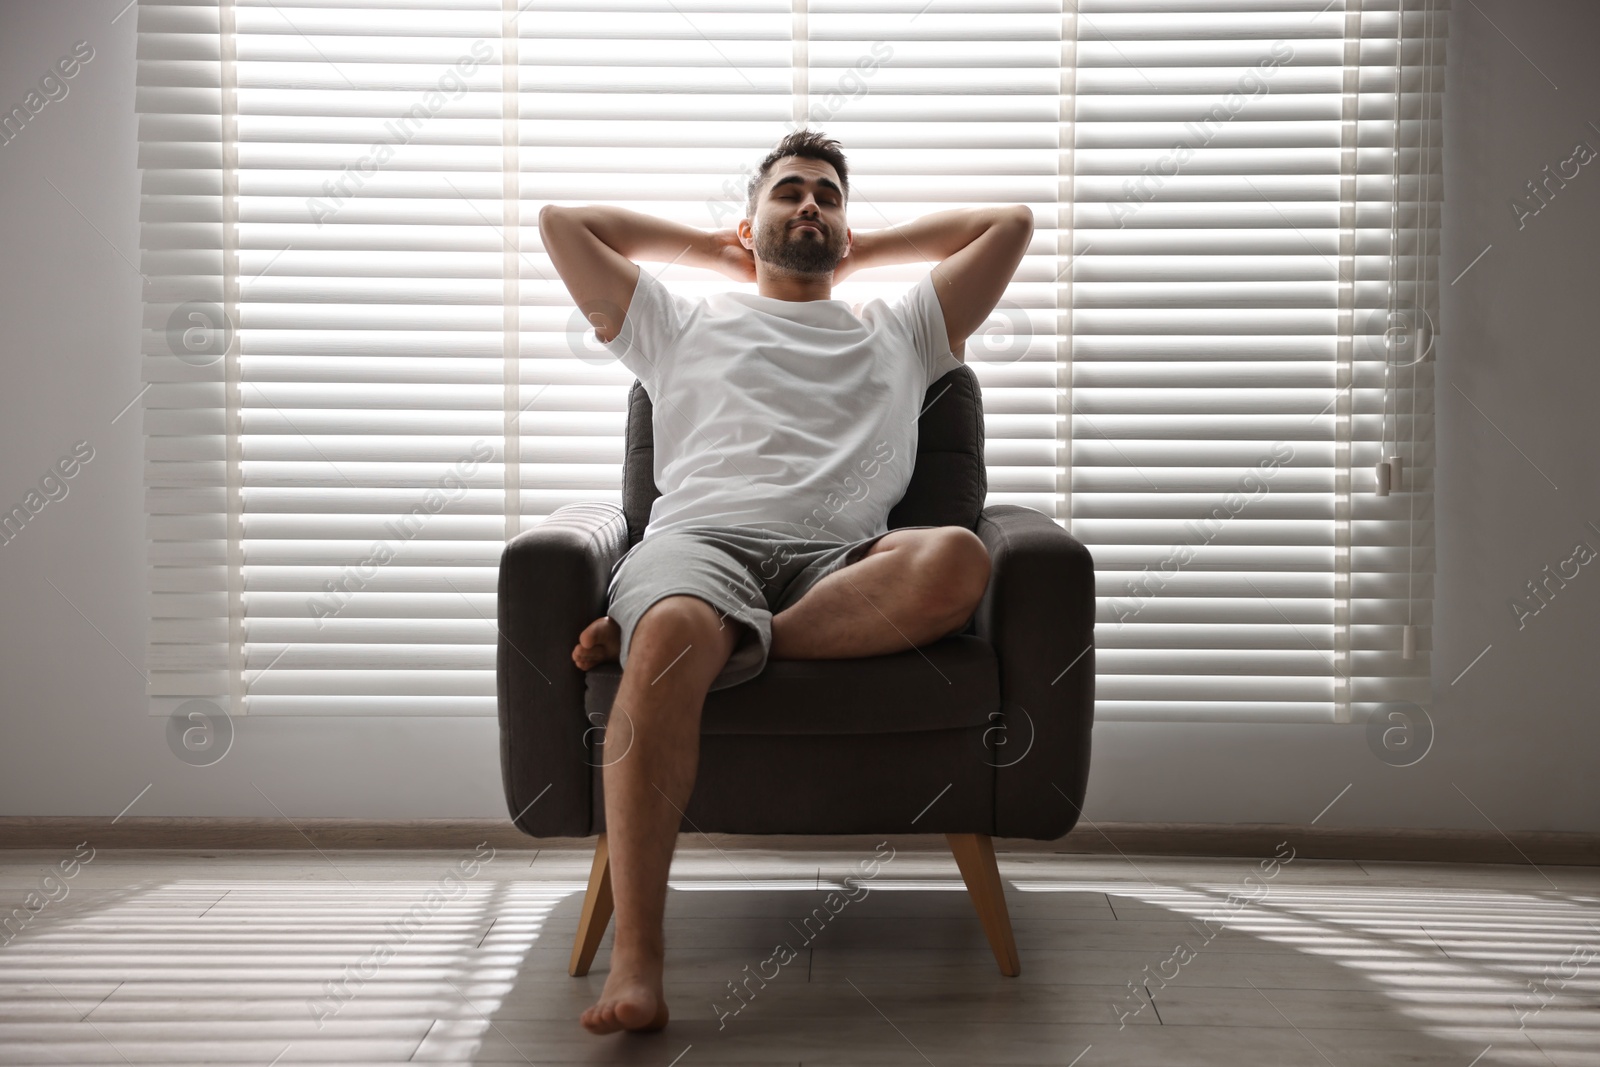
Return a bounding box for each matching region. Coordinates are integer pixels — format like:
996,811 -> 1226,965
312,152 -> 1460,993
1,846 -> 1597,1065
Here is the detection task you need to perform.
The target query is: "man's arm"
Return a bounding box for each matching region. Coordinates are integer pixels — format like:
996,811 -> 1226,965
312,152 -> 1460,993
837,206 -> 1034,357
538,205 -> 755,344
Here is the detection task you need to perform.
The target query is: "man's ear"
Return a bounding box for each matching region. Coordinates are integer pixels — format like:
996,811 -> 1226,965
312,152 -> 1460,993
738,218 -> 753,250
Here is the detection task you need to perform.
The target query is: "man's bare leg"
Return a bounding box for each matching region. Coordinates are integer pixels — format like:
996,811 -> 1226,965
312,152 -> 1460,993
576,594 -> 742,1035
572,527 -> 990,669
566,525 -> 985,1031
770,526 -> 990,660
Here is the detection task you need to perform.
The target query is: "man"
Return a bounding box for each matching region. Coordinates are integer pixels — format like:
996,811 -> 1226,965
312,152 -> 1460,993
538,129 -> 1032,1035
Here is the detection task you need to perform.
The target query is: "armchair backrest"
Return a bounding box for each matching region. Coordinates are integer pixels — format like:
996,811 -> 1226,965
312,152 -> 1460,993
622,364 -> 987,548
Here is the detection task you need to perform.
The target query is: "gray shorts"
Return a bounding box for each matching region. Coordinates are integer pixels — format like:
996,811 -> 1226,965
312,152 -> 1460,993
605,520 -> 937,691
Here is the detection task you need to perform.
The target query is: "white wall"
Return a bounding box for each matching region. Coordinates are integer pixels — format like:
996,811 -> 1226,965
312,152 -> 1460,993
1,0 -> 1595,831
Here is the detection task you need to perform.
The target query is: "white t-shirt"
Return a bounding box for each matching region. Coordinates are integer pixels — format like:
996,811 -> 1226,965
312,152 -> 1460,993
601,268 -> 964,544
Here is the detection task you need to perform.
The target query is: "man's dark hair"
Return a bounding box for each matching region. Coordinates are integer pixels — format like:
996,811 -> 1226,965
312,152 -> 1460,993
745,129 -> 849,221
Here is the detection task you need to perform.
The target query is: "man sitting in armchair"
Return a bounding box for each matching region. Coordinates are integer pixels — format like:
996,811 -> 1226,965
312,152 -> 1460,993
538,129 -> 1033,1034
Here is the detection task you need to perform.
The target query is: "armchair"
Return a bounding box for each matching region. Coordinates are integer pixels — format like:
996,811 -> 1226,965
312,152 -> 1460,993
496,364 -> 1096,977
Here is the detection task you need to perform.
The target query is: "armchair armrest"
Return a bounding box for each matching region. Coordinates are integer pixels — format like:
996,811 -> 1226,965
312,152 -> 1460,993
497,502 -> 630,837
973,504 -> 1097,840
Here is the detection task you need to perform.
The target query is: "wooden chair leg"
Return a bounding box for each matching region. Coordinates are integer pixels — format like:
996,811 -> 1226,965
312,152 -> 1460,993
569,832 -> 614,977
946,832 -> 1021,977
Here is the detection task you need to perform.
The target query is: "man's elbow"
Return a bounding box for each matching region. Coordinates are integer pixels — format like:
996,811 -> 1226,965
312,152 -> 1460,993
538,203 -> 569,232
537,204 -> 561,248
540,203 -> 599,235
1000,206 -> 1033,266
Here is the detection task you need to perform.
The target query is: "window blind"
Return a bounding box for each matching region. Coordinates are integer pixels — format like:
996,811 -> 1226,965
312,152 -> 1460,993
136,0 -> 1071,717
1073,0 -> 1441,723
140,0 -> 514,717
139,1 -> 1439,723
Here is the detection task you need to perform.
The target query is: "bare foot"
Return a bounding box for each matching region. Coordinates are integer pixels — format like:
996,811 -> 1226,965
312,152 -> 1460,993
580,955 -> 668,1034
572,615 -> 621,671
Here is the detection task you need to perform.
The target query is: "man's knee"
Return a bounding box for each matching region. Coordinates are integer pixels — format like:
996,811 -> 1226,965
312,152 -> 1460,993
630,595 -> 740,665
634,594 -> 719,641
919,527 -> 991,619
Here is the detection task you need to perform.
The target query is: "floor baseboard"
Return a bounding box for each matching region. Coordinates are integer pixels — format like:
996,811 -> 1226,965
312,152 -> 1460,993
0,817 -> 1595,865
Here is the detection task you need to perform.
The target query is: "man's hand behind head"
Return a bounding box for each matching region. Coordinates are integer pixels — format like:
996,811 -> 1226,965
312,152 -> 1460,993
708,227 -> 758,283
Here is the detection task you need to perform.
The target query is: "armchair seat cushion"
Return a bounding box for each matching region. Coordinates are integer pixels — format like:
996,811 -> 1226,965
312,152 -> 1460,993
582,634 -> 998,737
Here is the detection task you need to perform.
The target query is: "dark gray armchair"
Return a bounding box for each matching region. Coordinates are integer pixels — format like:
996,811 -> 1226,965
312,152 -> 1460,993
496,364 -> 1096,978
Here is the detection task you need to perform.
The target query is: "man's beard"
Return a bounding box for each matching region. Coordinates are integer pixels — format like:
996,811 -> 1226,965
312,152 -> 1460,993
754,218 -> 847,276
